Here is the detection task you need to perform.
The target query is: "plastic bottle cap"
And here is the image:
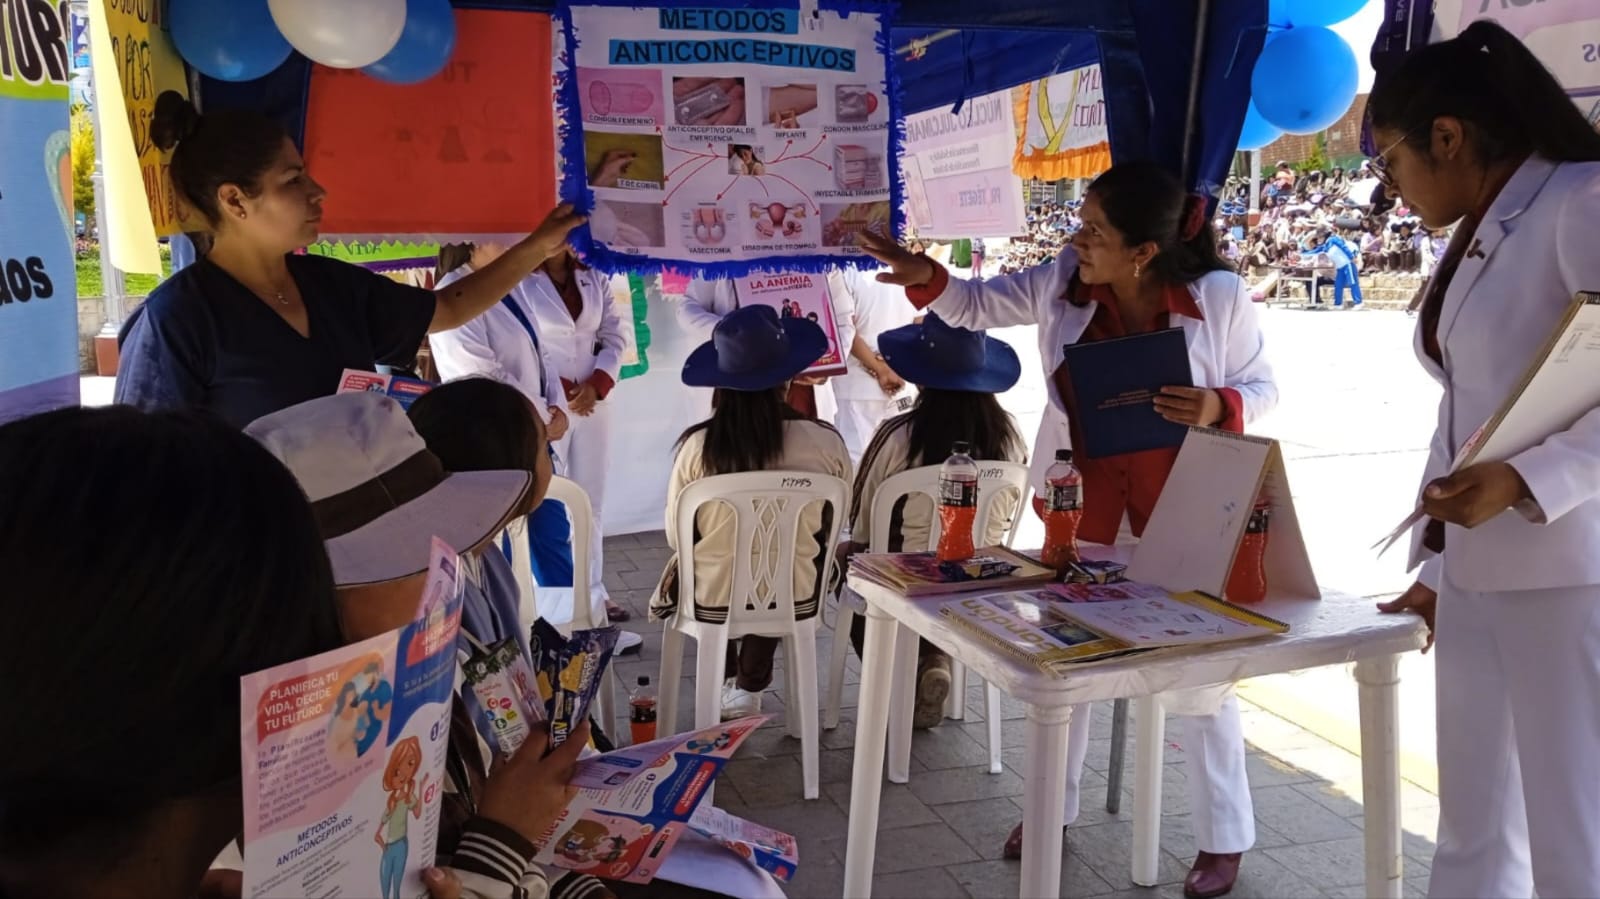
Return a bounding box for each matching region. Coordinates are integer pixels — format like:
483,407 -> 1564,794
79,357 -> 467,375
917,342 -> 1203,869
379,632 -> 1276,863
1055,449 -> 1073,462
637,676 -> 650,686
951,441 -> 971,454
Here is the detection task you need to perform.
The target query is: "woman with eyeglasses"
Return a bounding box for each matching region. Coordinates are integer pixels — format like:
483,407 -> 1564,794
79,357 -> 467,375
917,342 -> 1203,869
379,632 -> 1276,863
1368,20 -> 1600,897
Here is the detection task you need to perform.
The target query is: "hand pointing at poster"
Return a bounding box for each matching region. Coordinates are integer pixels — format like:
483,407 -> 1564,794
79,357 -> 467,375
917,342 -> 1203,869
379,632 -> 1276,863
859,228 -> 937,287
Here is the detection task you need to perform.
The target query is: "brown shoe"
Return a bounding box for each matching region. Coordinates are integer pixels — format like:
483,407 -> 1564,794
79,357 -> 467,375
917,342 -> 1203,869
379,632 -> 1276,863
1001,821 -> 1070,860
1183,851 -> 1242,899
604,599 -> 632,622
913,654 -> 951,730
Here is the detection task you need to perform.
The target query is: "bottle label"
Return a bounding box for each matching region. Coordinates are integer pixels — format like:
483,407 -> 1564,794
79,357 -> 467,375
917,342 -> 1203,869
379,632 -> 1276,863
1245,503 -> 1271,534
939,477 -> 977,507
1044,482 -> 1081,512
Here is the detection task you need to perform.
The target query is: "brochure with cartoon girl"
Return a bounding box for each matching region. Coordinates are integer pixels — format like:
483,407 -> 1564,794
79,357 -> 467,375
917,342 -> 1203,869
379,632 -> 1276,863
532,716 -> 772,883
241,539 -> 464,899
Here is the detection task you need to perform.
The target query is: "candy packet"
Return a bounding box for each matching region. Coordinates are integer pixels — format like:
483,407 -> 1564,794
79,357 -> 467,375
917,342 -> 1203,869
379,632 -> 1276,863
461,636 -> 545,757
530,619 -> 620,747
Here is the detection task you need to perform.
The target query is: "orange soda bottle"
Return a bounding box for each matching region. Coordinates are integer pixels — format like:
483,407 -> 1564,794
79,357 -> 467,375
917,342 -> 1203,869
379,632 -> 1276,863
1225,497 -> 1271,604
1040,450 -> 1083,568
936,441 -> 979,562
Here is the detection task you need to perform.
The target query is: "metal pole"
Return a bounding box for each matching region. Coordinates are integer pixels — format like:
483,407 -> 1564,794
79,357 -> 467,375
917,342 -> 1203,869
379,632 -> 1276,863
76,0 -> 126,336
1249,150 -> 1261,214
1178,0 -> 1214,187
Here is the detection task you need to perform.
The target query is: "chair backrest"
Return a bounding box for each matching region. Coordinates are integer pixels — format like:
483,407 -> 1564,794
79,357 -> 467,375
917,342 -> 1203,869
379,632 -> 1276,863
673,470 -> 850,634
501,476 -> 598,630
868,461 -> 1030,553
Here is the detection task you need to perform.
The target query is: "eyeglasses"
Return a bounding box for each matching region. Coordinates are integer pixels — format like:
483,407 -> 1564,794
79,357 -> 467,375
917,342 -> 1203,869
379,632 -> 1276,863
1370,127 -> 1421,189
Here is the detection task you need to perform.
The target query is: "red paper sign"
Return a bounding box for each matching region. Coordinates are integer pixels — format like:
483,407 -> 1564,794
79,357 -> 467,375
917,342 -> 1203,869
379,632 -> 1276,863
305,10 -> 555,235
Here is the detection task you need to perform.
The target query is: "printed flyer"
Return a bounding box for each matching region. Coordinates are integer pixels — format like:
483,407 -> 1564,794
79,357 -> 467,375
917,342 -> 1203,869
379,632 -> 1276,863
241,540 -> 464,899
733,271 -> 847,377
901,87 -> 1026,240
557,1 -> 900,276
337,369 -> 436,410
534,716 -> 773,882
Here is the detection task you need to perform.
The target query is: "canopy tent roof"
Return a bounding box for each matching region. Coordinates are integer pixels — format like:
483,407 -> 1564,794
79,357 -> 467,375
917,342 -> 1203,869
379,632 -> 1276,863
200,0 -> 1269,203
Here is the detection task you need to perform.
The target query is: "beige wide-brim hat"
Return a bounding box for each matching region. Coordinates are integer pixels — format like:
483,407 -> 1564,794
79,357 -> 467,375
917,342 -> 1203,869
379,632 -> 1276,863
246,392 -> 532,587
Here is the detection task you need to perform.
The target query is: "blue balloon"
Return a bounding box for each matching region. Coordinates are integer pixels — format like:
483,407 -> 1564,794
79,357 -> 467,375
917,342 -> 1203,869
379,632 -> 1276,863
170,0 -> 292,82
364,0 -> 457,84
1267,0 -> 1367,28
1251,26 -> 1359,135
1237,100 -> 1282,151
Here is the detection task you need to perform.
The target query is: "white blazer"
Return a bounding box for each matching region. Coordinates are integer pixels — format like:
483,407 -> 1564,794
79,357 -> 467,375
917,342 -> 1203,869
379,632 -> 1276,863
429,265 -> 567,422
829,267 -> 919,400
923,245 -> 1278,491
1408,156 -> 1600,593
524,267 -> 627,386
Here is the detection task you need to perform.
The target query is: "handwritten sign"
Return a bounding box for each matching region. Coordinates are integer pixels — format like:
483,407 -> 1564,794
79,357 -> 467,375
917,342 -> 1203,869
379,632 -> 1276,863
100,0 -> 191,236
305,10 -> 556,235
1012,64 -> 1111,182
0,4 -> 79,421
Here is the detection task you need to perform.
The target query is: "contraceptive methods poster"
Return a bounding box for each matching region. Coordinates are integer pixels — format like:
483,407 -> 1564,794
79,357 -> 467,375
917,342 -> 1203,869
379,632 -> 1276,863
901,87 -> 1027,240
557,2 -> 901,278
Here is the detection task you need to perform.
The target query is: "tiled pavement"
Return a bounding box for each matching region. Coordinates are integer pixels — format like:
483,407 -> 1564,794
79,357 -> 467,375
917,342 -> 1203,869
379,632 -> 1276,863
602,531 -> 1440,899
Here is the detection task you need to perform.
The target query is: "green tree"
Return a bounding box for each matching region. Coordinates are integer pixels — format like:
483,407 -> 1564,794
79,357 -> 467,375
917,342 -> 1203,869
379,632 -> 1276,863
70,104 -> 95,224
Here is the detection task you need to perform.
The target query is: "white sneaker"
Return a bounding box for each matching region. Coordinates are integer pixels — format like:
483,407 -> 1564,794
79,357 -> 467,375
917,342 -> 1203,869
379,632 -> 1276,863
720,678 -> 763,720
614,630 -> 643,654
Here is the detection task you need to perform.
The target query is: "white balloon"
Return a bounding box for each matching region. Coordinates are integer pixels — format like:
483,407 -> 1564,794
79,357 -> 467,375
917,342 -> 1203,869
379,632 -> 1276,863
268,0 -> 407,69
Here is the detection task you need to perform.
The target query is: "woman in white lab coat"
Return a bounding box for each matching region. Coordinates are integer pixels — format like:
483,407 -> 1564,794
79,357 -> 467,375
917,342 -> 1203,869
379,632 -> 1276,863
828,266 -> 920,466
1368,22 -> 1600,897
861,160 -> 1276,899
523,249 -> 628,622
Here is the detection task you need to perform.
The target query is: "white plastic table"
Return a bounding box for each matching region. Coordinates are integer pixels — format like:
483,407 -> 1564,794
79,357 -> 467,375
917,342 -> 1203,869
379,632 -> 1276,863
841,559 -> 1429,899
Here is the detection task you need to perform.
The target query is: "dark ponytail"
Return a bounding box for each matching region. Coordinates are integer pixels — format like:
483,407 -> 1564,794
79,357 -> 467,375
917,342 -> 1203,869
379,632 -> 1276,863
1368,20 -> 1600,164
1086,161 -> 1231,287
676,387 -> 802,476
151,90 -> 293,226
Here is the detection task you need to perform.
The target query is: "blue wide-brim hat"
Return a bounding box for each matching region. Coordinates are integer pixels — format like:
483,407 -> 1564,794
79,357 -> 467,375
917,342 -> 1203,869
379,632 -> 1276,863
682,304 -> 829,391
877,313 -> 1021,393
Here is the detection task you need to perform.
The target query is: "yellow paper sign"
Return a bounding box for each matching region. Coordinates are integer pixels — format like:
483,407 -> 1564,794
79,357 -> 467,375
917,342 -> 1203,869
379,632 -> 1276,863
99,0 -> 191,237
1012,64 -> 1112,182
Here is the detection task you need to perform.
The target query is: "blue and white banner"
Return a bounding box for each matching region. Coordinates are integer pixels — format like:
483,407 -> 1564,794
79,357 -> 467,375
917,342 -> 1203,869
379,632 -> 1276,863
556,1 -> 902,278
0,8 -> 79,423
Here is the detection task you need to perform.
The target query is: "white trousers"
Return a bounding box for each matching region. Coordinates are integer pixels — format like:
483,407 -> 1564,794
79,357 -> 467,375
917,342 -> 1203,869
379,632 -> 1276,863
835,396 -> 890,467
1428,578 -> 1600,898
1063,690 -> 1257,854
554,399 -> 611,607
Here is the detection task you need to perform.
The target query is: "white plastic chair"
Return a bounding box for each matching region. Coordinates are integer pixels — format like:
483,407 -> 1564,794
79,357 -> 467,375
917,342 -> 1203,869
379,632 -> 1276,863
826,461 -> 1028,777
656,471 -> 850,801
503,476 -> 621,741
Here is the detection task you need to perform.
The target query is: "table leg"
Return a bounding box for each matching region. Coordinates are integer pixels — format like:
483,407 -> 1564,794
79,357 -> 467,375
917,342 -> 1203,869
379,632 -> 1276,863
886,625 -> 918,784
1131,695 -> 1165,887
1355,653 -> 1404,899
842,604 -> 901,898
1106,698 -> 1129,814
1020,704 -> 1075,899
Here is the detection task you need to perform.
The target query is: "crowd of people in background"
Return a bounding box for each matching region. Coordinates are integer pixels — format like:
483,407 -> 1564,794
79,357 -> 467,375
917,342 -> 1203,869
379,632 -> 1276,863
978,159 -> 1453,310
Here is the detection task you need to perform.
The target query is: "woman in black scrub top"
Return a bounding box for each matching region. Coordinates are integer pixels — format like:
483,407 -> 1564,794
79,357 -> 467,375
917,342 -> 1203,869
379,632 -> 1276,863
115,91 -> 584,428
